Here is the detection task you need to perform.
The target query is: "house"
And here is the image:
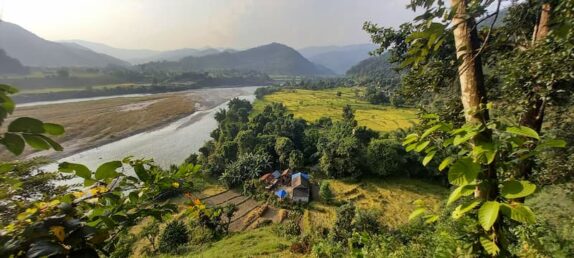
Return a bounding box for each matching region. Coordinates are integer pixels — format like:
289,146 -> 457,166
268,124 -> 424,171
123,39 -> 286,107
272,170 -> 282,179
290,172 -> 310,203
280,169 -> 292,185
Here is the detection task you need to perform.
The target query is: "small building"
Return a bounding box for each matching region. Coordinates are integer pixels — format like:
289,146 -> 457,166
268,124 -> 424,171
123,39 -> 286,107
272,170 -> 282,179
291,172 -> 310,203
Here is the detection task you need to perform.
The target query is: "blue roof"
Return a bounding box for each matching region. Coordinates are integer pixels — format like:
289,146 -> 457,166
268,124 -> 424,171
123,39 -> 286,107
291,172 -> 309,181
275,189 -> 287,199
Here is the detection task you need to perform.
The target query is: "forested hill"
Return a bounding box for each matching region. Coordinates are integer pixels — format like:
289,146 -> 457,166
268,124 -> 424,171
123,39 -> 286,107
0,21 -> 129,67
299,43 -> 376,74
0,49 -> 28,75
139,43 -> 335,76
346,52 -> 396,80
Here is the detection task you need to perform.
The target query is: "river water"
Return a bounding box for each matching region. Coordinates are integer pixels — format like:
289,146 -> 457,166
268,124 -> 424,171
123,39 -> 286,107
40,87 -> 258,173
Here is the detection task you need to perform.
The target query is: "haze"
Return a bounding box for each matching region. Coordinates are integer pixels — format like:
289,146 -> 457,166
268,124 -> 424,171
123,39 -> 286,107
1,0 -> 416,50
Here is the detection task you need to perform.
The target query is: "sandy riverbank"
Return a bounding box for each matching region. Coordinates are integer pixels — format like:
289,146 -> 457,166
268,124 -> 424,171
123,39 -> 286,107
1,87 -> 257,161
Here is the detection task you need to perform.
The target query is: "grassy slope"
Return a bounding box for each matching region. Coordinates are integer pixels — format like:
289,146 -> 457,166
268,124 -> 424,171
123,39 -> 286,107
157,227 -> 295,258
301,178 -> 447,233
253,87 -> 419,132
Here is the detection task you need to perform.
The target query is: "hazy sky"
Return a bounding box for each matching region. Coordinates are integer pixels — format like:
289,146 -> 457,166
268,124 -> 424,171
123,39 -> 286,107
0,0 -> 417,50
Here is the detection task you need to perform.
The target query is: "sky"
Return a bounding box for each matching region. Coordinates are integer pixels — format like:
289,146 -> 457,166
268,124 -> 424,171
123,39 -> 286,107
0,0 -> 418,51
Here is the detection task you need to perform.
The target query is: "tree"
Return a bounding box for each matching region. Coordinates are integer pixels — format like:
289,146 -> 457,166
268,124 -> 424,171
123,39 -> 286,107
275,137 -> 295,169
366,139 -> 406,177
331,203 -> 355,242
319,181 -> 333,204
288,150 -> 304,170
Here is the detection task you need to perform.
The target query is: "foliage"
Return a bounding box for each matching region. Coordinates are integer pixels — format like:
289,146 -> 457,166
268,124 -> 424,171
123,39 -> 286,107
0,156 -> 197,257
219,153 -> 271,187
366,139 -> 408,177
139,218 -> 160,253
330,203 -> 356,242
319,181 -> 333,204
158,220 -> 190,254
404,111 -> 565,254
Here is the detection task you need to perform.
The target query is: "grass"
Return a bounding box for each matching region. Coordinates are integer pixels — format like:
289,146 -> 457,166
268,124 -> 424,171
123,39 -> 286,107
155,227 -> 295,258
301,178 -> 447,233
253,87 -> 419,132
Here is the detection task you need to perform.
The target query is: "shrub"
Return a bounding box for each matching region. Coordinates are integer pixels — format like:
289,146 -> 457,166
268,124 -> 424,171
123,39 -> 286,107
159,220 -> 190,254
331,203 -> 355,242
354,209 -> 381,233
319,181 -> 334,203
366,139 -> 406,176
109,232 -> 137,258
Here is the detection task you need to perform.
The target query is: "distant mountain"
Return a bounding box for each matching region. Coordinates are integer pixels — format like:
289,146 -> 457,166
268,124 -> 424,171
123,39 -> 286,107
0,49 -> 28,75
132,48 -> 223,64
298,44 -> 377,74
63,40 -> 229,64
142,43 -> 334,76
61,40 -> 160,63
0,21 -> 129,67
346,52 -> 397,80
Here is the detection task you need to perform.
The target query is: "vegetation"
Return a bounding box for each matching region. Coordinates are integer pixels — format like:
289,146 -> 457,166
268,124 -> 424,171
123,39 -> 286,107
253,87 -> 419,132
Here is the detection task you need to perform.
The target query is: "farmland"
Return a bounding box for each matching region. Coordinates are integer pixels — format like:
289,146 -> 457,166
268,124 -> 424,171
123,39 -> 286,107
253,87 -> 419,132
301,178 -> 447,234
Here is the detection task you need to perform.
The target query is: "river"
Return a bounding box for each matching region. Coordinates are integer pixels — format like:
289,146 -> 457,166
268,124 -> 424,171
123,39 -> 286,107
40,87 -> 258,173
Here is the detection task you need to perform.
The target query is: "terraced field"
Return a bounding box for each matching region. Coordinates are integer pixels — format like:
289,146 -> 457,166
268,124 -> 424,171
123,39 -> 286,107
300,178 -> 447,233
202,190 -> 285,232
253,87 -> 419,132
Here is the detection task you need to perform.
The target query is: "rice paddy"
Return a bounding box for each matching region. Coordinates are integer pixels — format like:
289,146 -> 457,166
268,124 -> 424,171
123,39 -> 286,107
253,87 -> 419,132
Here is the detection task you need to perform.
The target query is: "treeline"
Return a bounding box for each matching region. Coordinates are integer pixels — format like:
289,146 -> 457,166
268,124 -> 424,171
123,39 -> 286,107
12,70 -> 272,103
195,98 -> 438,189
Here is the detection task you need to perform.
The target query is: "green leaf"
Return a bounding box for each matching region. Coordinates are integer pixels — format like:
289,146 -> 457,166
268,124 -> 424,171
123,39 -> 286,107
424,215 -> 439,224
8,117 -> 45,133
537,139 -> 566,149
500,180 -> 536,199
409,207 -> 426,221
453,131 -> 478,146
43,123 -> 65,136
447,184 -> 475,206
59,162 -> 92,180
420,124 -> 442,140
1,133 -> 25,155
133,163 -> 150,182
23,134 -> 51,150
500,203 -> 535,224
422,151 -> 436,166
480,236 -> 500,256
414,140 -> 430,152
448,158 -> 480,186
405,143 -> 418,152
38,135 -> 63,151
506,126 -> 540,140
95,161 -> 122,180
452,199 -> 481,219
438,157 -> 455,171
478,201 -> 500,231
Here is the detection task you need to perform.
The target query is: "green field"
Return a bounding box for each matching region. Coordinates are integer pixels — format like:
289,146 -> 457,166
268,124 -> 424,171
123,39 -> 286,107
253,87 -> 419,132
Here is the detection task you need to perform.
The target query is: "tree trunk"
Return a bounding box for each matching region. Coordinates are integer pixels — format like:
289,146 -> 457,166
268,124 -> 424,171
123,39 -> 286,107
451,0 -> 489,124
518,3 -> 552,180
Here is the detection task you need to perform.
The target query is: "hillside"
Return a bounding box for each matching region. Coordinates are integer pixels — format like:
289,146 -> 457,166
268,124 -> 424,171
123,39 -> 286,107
143,43 -> 334,76
346,52 -> 397,80
299,44 -> 376,74
0,21 -> 129,67
63,40 -> 228,64
0,49 -> 28,75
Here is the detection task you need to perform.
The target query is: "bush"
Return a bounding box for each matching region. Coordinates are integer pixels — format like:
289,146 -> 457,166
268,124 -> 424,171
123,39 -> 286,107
109,232 -> 137,258
319,181 -> 333,203
331,203 -> 355,242
354,209 -> 381,233
159,220 -> 190,254
366,139 -> 407,176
